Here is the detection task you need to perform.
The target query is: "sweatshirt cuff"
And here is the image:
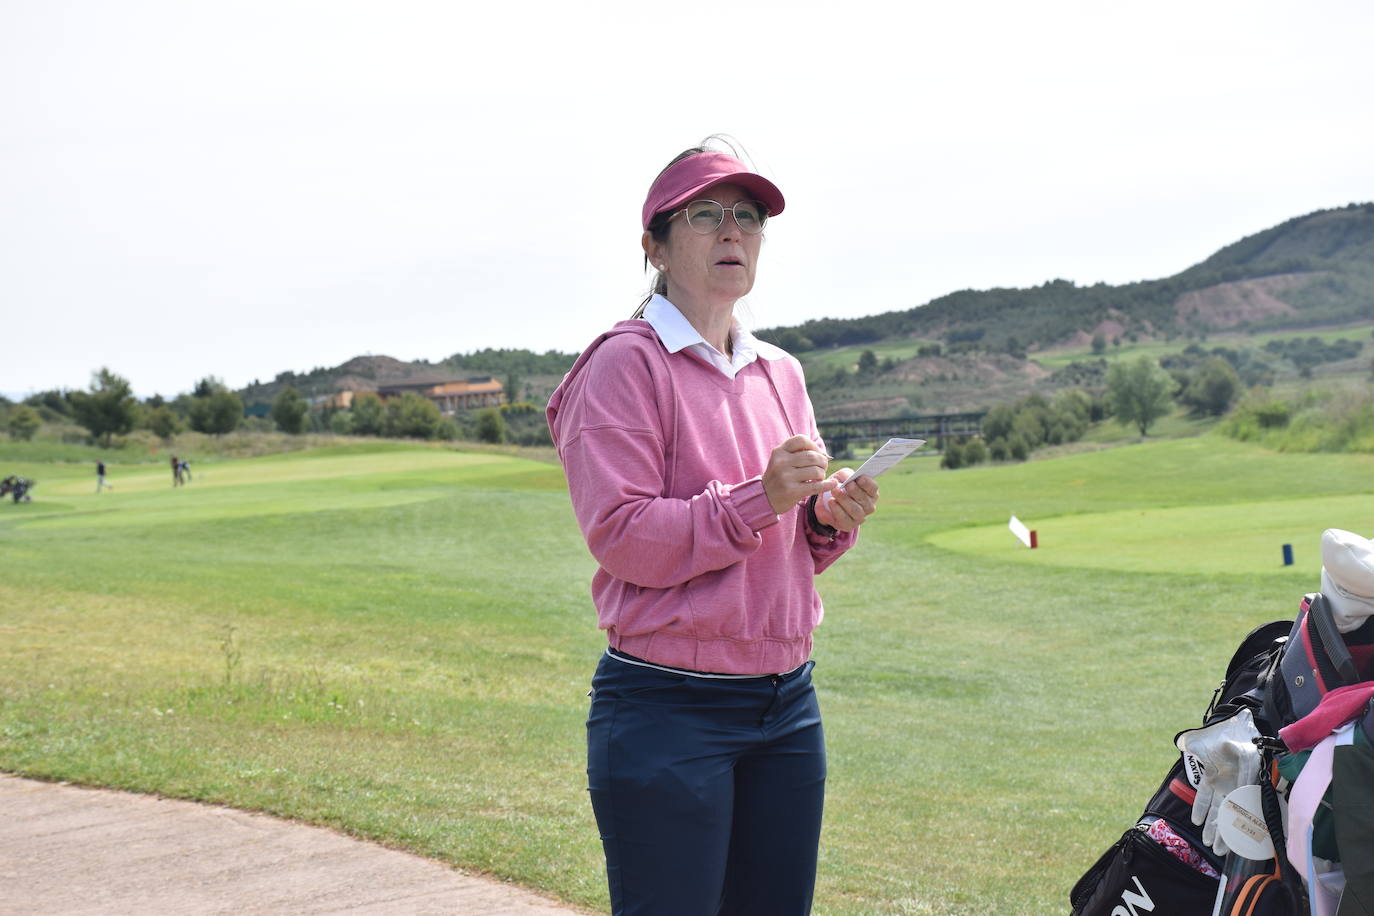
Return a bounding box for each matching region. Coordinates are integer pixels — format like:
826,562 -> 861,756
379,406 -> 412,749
725,477 -> 780,534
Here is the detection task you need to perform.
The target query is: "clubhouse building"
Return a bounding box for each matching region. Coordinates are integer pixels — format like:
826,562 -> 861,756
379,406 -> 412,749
314,377 -> 505,415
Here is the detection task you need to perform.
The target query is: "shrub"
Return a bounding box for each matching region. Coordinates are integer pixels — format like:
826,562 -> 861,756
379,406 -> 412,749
70,368 -> 139,446
940,442 -> 963,470
351,393 -> 386,436
146,406 -> 182,440
7,405 -> 41,441
962,438 -> 988,466
385,393 -> 443,439
271,387 -> 309,435
23,390 -> 73,421
189,388 -> 244,435
1011,408 -> 1047,449
1178,356 -> 1241,417
1255,401 -> 1291,429
983,405 -> 1016,442
940,438 -> 988,470
329,410 -> 354,435
1221,387 -> 1374,453
476,407 -> 506,444
1052,389 -> 1092,436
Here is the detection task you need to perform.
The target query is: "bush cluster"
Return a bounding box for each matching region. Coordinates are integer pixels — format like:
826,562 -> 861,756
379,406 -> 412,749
1222,387 -> 1374,453
496,402 -> 554,447
985,390 -> 1093,453
325,392 -> 459,442
1263,336 -> 1364,372
1160,344 -> 1279,389
1173,356 -> 1241,417
940,436 -> 990,469
941,389 -> 1095,469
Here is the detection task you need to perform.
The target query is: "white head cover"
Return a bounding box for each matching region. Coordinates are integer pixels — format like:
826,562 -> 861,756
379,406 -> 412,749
1321,528 -> 1374,633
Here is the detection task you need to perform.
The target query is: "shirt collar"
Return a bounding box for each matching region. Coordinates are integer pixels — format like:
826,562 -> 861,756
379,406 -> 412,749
642,294 -> 788,362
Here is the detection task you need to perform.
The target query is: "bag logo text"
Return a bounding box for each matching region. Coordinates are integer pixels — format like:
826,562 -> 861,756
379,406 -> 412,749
1109,875 -> 1155,916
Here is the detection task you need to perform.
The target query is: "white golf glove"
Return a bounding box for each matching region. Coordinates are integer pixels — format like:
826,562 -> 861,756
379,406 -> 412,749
1174,707 -> 1262,856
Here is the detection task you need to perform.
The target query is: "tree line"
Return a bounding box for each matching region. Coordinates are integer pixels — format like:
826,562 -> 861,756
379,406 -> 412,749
4,368 -> 552,448
938,351 -> 1265,469
5,370 -> 246,446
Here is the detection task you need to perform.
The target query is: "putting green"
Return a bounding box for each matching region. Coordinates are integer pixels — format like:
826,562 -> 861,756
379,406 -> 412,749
927,492 -> 1374,577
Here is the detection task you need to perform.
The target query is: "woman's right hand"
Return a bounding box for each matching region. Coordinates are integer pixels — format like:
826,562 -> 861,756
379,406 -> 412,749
762,435 -> 837,515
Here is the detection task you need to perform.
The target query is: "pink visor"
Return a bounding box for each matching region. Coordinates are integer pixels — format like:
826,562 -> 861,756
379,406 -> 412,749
641,151 -> 785,230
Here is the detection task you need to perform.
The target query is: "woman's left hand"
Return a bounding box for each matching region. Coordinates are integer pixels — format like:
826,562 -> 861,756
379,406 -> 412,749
813,468 -> 878,532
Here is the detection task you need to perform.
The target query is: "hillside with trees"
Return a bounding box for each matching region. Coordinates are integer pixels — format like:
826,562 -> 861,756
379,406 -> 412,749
221,202 -> 1372,426
761,202 -> 1374,357
6,202 -> 1371,458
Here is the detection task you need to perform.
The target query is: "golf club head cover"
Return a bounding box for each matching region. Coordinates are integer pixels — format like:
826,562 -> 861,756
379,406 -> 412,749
1321,528 -> 1374,634
1175,707 -> 1261,856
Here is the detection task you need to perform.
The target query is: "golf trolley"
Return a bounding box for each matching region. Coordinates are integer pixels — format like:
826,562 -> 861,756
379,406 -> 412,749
0,475 -> 34,503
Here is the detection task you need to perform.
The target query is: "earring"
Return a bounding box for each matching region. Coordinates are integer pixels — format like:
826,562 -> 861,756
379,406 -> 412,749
659,264 -> 668,271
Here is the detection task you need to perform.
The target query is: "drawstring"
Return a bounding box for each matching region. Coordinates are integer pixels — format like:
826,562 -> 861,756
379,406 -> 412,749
759,358 -> 800,439
646,335 -> 680,496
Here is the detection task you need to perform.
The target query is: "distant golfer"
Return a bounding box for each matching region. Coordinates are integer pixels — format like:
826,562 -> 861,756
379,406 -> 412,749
95,460 -> 112,492
170,454 -> 182,487
178,458 -> 191,483
546,138 -> 880,916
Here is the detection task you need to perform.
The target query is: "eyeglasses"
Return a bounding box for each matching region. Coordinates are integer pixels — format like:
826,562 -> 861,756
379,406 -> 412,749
671,199 -> 769,235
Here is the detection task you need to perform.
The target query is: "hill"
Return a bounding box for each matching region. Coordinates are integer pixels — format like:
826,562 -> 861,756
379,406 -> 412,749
229,202 -> 1374,420
760,201 -> 1374,355
769,202 -> 1374,417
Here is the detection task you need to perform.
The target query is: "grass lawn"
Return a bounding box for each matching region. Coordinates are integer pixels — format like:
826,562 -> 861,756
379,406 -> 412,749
4,435 -> 1374,913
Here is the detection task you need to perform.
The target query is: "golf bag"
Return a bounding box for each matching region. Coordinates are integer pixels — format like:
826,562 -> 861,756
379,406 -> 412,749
1,475 -> 33,503
1070,619 -> 1304,916
1265,593 -> 1374,729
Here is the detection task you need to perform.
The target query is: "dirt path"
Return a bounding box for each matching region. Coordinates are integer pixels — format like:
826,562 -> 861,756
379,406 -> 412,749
0,774 -> 597,915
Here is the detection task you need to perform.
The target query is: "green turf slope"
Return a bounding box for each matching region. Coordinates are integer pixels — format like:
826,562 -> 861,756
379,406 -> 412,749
2,436 -> 1372,914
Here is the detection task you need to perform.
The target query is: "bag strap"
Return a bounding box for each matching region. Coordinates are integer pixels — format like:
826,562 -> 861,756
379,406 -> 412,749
1308,593 -> 1359,686
1258,743 -> 1307,913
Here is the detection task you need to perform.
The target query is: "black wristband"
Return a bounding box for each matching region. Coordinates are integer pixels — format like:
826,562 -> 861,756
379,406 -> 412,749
805,495 -> 838,539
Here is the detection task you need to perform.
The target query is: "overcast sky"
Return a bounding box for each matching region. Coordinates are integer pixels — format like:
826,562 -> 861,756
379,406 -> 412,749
3,1 -> 1372,399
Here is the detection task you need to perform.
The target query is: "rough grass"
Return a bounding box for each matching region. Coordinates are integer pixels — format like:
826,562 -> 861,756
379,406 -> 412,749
3,435 -> 1374,913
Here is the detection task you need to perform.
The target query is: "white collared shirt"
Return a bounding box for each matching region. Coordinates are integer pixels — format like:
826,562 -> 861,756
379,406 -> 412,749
642,294 -> 788,379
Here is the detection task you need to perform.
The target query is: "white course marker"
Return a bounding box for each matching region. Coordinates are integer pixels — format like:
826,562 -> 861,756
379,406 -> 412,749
1009,515 -> 1038,549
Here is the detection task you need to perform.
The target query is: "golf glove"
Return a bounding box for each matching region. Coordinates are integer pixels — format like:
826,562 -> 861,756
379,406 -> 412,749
1174,707 -> 1262,857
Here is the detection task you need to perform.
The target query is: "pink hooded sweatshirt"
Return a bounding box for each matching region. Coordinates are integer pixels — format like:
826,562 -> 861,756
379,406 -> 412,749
546,320 -> 856,675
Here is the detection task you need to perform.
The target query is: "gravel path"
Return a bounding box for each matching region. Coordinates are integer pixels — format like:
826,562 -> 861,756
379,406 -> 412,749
0,774 -> 597,915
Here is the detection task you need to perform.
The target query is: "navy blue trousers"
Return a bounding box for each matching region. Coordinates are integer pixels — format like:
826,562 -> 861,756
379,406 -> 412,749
586,652 -> 826,916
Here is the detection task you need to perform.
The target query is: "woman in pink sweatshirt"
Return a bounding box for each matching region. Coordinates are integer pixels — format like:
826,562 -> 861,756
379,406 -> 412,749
546,140 -> 880,916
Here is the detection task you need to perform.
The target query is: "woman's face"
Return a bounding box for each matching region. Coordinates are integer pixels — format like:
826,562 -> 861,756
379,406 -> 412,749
646,182 -> 764,308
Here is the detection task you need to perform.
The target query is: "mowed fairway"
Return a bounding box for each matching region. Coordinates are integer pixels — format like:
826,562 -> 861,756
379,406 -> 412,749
3,436 -> 1374,914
